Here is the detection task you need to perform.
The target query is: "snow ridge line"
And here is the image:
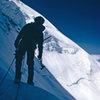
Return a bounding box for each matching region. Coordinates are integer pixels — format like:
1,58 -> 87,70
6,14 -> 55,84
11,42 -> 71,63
67,78 -> 85,87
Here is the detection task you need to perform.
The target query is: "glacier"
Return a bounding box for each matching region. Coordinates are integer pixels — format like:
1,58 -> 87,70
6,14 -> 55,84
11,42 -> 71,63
0,0 -> 100,100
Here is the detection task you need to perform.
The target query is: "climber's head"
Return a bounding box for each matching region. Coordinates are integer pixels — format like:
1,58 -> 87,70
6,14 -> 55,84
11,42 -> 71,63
34,16 -> 45,25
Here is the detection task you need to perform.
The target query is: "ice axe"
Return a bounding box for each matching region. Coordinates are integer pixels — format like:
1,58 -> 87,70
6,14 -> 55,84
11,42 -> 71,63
39,36 -> 51,70
38,60 -> 45,70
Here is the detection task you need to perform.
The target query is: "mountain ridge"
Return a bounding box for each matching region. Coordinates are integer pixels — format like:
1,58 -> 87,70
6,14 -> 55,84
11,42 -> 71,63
0,0 -> 100,100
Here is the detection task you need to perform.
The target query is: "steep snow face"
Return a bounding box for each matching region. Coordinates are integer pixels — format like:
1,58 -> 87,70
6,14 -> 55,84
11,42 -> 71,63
0,0 -> 26,79
0,0 -> 100,100
92,55 -> 100,63
0,80 -> 61,100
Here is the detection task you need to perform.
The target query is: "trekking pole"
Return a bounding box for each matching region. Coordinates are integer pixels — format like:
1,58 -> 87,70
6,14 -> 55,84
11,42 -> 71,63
0,57 -> 15,86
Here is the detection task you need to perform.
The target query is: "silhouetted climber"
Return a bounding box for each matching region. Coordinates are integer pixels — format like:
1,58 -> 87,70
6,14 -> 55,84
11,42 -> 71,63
14,16 -> 45,84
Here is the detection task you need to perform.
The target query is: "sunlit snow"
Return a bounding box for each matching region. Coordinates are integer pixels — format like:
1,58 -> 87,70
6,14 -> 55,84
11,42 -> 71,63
0,0 -> 100,100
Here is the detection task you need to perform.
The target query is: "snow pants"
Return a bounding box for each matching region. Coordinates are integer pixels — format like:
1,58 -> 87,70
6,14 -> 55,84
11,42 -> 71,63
15,45 -> 35,83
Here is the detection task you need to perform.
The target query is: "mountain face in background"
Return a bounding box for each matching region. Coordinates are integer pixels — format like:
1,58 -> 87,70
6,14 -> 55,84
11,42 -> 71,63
0,0 -> 100,100
92,55 -> 100,63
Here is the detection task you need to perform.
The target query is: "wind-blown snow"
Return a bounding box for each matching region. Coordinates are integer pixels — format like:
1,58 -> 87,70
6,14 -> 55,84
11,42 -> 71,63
0,0 -> 100,100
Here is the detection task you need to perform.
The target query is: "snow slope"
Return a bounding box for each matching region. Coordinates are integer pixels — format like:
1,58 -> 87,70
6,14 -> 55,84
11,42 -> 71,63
0,0 -> 100,100
92,55 -> 100,63
0,79 -> 61,100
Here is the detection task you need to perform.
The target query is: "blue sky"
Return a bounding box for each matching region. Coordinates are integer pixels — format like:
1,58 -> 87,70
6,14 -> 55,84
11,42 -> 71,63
21,0 -> 100,54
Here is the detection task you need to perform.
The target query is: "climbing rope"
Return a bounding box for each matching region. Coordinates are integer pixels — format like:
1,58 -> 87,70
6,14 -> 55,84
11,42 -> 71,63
0,57 -> 15,86
0,36 -> 51,86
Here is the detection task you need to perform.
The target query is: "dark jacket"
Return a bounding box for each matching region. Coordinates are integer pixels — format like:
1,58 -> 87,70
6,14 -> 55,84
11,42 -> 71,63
15,22 -> 45,59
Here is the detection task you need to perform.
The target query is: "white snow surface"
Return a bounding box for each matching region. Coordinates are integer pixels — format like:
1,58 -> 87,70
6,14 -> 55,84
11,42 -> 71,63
0,0 -> 100,100
92,55 -> 100,63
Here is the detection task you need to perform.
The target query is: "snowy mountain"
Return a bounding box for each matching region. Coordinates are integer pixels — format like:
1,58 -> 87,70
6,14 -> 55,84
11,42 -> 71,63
0,0 -> 100,100
92,55 -> 100,63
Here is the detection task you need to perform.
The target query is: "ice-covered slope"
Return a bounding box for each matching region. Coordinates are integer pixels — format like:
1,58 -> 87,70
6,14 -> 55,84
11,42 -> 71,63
92,55 -> 100,62
0,0 -> 100,100
0,79 -> 61,100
